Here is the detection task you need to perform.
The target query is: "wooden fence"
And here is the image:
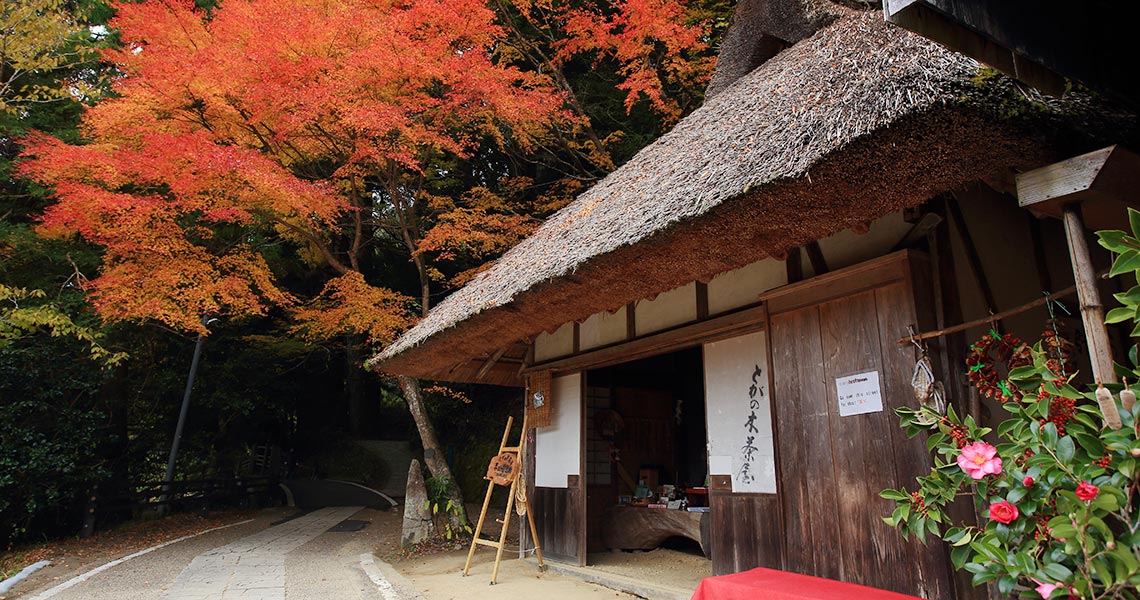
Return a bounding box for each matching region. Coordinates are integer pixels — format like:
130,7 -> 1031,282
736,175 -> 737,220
80,476 -> 281,537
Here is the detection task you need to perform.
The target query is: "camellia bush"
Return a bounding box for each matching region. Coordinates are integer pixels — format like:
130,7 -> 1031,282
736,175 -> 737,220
882,212 -> 1140,599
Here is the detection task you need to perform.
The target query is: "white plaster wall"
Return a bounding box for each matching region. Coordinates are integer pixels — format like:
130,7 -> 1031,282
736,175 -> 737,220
813,211 -> 911,275
635,282 -> 696,336
535,321 -> 575,362
535,373 -> 582,488
707,258 -> 787,315
703,331 -> 776,494
579,307 -> 627,350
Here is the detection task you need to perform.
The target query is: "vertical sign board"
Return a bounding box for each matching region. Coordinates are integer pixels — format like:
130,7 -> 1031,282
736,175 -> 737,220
534,373 -> 582,488
835,370 -> 883,417
703,331 -> 777,493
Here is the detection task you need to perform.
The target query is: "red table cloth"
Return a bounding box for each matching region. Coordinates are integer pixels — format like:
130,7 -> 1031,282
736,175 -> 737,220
691,568 -> 925,600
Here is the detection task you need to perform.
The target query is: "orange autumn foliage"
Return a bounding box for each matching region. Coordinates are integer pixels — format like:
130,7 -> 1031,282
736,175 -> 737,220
19,0 -> 570,339
502,0 -> 716,125
291,272 -> 415,346
558,0 -> 714,122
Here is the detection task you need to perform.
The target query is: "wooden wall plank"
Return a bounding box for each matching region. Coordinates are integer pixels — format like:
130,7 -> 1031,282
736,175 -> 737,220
771,307 -> 840,580
532,487 -> 578,562
710,493 -> 782,576
875,282 -> 955,599
819,290 -> 910,591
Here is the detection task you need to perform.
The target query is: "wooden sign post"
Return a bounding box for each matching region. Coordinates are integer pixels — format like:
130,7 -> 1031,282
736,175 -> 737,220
463,415 -> 545,584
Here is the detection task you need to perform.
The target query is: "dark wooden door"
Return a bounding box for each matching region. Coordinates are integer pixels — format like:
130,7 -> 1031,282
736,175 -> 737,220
767,252 -> 955,599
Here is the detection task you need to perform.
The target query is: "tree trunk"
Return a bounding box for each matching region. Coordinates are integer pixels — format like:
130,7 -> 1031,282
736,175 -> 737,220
398,374 -> 467,526
388,178 -> 468,528
345,333 -> 367,437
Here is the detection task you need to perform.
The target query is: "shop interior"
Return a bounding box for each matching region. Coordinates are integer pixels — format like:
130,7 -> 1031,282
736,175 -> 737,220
584,346 -> 710,573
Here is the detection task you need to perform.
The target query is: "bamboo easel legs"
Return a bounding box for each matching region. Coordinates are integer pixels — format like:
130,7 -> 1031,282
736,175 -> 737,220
462,416 -> 545,584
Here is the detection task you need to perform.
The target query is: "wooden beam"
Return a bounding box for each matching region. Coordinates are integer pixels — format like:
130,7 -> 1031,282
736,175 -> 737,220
1017,146 -> 1116,209
892,213 -> 943,251
522,304 -> 768,376
804,241 -> 829,276
626,302 -> 637,339
475,346 -> 510,381
1017,146 -> 1140,229
518,344 -> 535,377
1062,206 -> 1117,385
947,194 -> 998,313
785,246 -> 803,283
696,281 -> 709,320
898,281 -> 1080,344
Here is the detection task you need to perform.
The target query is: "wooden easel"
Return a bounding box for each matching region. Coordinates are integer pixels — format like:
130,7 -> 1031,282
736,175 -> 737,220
463,416 -> 545,584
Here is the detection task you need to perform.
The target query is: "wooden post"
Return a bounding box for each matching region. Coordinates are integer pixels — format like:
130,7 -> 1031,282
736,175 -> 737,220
81,485 -> 98,538
1062,205 -> 1117,385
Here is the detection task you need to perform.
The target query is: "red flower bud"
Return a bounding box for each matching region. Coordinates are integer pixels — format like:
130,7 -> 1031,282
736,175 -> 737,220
1023,476 -> 1034,487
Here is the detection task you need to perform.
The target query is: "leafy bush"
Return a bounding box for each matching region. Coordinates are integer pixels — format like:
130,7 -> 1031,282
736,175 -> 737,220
882,212 -> 1140,599
424,475 -> 471,540
0,337 -> 107,547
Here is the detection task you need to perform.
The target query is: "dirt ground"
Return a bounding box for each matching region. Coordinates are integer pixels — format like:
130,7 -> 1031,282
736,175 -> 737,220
586,549 -> 711,591
385,504 -> 708,600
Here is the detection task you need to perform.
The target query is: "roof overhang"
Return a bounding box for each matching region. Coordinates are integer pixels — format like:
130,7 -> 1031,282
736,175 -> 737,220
884,0 -> 1138,107
370,12 -> 1134,385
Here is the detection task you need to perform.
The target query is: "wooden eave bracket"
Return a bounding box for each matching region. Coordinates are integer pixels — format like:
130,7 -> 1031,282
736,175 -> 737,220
1016,145 -> 1140,229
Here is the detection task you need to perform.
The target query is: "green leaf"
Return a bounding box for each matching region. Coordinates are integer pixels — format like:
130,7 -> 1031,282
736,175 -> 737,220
1006,485 -> 1028,504
1098,229 -> 1130,252
1041,562 -> 1074,581
1129,207 -> 1140,240
1106,306 -> 1137,324
1112,250 -> 1140,277
880,489 -> 909,501
1092,493 -> 1119,511
1056,435 -> 1075,462
950,544 -> 971,569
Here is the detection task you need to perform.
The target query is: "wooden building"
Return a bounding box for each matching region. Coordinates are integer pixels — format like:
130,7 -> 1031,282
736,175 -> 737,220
370,2 -> 1137,598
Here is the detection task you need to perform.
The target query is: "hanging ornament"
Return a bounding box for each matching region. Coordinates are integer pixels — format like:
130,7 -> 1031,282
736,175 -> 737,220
965,330 -> 1030,402
912,352 -> 946,415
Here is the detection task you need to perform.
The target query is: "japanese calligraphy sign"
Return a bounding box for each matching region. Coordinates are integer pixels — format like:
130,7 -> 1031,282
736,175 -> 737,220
835,370 -> 883,417
487,451 -> 521,486
703,331 -> 776,494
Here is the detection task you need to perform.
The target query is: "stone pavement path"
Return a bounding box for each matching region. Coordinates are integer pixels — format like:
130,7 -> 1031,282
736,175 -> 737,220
159,507 -> 362,600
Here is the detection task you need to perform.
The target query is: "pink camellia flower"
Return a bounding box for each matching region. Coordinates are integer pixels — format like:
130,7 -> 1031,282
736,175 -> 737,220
1023,476 -> 1035,487
1035,584 -> 1057,600
988,500 -> 1019,524
1031,579 -> 1074,599
1075,481 -> 1099,502
957,441 -> 1002,479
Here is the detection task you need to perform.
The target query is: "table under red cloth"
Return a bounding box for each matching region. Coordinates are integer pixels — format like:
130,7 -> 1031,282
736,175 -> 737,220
691,568 -> 925,600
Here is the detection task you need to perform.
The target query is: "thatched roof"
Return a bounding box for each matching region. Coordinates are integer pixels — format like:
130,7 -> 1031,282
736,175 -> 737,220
369,10 -> 1128,383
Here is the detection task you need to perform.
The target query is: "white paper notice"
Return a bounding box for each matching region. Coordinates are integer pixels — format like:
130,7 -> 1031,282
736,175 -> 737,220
836,370 -> 883,417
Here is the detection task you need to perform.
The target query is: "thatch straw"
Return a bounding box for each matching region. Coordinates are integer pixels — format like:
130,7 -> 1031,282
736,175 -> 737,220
369,11 -> 1132,382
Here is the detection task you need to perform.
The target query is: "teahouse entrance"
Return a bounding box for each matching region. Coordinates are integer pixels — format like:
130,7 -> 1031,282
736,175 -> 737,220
583,348 -> 711,572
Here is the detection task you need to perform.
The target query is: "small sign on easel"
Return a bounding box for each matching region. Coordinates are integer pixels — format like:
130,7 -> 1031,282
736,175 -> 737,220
836,370 -> 883,417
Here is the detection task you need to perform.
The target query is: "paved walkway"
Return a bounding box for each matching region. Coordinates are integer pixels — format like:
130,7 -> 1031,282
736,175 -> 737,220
158,507 -> 362,600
